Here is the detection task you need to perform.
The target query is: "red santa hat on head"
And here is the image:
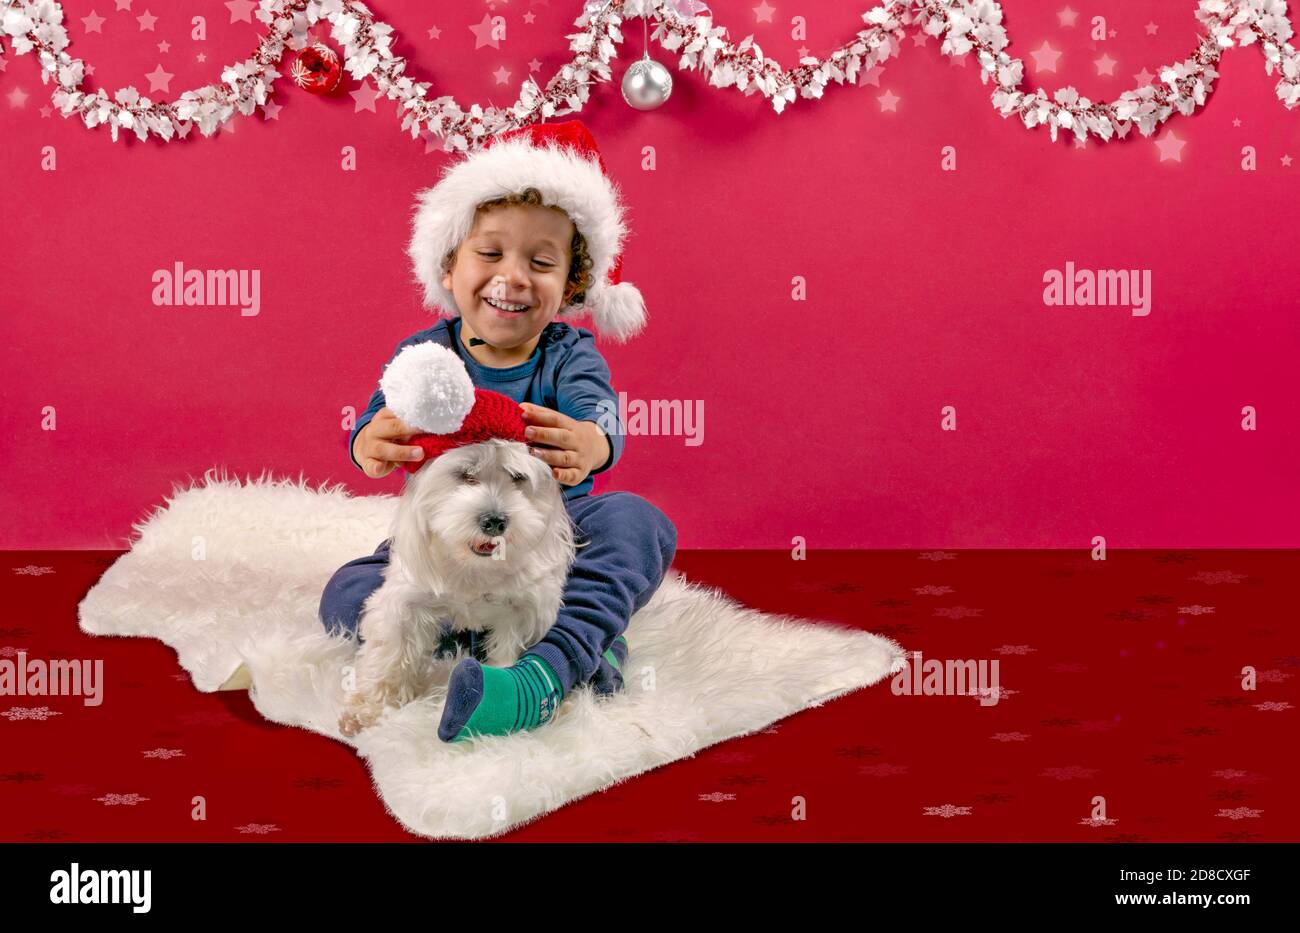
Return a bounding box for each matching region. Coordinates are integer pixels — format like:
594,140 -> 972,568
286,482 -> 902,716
381,342 -> 528,473
407,119 -> 647,343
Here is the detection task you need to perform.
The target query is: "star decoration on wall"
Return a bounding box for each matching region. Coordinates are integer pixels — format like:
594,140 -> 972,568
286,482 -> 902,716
1057,6 -> 1078,28
81,10 -> 106,33
145,63 -> 173,92
226,1 -> 256,24
1030,41 -> 1062,73
469,13 -> 500,50
1154,129 -> 1186,162
877,89 -> 899,111
753,2 -> 775,25
136,9 -> 156,31
350,80 -> 380,112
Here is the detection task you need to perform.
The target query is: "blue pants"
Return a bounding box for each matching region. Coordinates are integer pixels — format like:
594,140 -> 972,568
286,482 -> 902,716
318,491 -> 678,697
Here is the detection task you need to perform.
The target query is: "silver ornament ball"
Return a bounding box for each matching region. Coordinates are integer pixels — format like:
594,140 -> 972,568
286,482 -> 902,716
621,55 -> 673,111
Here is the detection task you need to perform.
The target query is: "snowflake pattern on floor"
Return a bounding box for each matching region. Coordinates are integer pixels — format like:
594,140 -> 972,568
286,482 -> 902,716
924,804 -> 972,818
2,706 -> 62,721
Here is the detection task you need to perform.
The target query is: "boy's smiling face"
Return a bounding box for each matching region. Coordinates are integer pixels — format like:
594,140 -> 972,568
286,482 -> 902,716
442,202 -> 575,354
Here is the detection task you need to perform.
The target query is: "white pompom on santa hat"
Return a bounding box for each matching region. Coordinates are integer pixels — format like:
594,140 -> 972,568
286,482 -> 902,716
407,119 -> 647,343
380,342 -> 530,474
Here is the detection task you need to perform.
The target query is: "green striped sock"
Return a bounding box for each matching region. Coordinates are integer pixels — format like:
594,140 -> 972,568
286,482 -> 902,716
437,654 -> 564,743
603,636 -> 627,672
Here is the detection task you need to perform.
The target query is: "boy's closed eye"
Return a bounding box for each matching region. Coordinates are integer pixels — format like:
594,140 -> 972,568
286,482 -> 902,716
476,250 -> 557,269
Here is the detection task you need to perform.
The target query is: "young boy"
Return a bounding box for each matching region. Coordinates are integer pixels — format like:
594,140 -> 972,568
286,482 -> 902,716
318,120 -> 678,743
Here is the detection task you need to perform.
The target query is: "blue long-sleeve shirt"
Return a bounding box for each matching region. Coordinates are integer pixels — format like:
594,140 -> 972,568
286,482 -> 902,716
349,317 -> 625,499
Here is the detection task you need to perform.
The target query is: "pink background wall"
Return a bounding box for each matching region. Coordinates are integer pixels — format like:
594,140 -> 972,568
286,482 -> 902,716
3,0 -> 1297,549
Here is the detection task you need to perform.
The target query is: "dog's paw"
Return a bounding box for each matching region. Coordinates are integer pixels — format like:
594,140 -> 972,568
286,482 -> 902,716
338,705 -> 379,737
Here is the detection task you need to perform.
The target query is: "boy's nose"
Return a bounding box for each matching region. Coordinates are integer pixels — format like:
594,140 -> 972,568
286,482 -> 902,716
500,256 -> 531,284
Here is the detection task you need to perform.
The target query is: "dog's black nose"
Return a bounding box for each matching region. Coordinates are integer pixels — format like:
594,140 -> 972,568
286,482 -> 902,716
478,512 -> 508,537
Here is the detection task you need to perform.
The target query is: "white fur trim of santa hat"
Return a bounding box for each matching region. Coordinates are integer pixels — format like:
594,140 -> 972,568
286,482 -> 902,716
407,134 -> 647,343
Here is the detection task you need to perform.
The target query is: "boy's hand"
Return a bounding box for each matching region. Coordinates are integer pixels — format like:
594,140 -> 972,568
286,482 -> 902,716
519,402 -> 610,487
353,407 -> 426,479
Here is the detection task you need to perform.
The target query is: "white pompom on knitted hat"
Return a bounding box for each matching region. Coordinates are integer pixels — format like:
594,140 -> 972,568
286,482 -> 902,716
379,342 -> 476,434
407,119 -> 647,343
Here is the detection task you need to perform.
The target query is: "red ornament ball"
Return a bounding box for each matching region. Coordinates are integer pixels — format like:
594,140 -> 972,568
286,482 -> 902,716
291,43 -> 343,95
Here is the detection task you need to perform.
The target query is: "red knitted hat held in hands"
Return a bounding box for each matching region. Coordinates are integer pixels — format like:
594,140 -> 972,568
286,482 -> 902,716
379,342 -> 527,473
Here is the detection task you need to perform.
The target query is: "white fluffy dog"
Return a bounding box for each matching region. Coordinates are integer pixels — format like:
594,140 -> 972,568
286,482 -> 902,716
338,345 -> 578,737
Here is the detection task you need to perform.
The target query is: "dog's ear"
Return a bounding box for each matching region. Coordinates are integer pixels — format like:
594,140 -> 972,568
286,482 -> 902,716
513,443 -> 578,571
536,496 -> 578,573
391,469 -> 445,589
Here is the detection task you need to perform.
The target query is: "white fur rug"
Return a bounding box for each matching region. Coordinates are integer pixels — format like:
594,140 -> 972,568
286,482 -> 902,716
77,470 -> 907,839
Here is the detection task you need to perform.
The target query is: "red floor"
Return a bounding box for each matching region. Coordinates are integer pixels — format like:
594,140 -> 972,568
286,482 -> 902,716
2,549 -> 1296,842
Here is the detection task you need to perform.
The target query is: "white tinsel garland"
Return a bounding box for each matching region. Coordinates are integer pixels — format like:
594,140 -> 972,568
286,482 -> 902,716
0,0 -> 1297,148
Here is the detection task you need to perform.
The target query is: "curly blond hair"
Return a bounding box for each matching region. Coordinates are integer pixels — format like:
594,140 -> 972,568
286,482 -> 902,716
440,186 -> 595,308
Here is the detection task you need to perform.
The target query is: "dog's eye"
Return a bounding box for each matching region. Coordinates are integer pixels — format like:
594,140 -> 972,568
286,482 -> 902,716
459,471 -> 479,485
509,473 -> 527,484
